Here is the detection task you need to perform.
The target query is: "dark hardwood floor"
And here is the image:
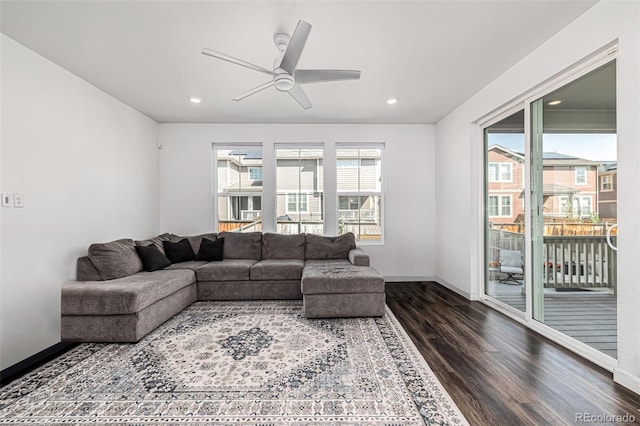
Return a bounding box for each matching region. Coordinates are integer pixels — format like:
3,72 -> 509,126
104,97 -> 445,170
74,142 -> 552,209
385,282 -> 640,425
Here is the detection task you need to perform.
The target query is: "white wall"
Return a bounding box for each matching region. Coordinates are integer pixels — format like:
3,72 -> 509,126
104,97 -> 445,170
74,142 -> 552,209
0,35 -> 160,370
158,124 -> 435,280
435,0 -> 640,393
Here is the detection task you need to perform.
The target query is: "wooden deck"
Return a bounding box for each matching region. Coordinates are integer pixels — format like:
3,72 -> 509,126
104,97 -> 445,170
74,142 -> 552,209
495,290 -> 617,358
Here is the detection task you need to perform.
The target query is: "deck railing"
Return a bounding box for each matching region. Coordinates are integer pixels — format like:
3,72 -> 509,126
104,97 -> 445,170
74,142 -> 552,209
488,229 -> 616,291
542,235 -> 616,291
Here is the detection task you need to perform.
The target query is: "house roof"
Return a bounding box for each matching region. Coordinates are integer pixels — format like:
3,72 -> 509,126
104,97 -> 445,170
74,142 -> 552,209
228,150 -> 263,160
488,145 -> 599,166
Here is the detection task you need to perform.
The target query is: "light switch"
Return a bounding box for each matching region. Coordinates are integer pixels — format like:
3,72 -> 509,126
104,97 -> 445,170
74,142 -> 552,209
1,193 -> 13,207
13,193 -> 24,208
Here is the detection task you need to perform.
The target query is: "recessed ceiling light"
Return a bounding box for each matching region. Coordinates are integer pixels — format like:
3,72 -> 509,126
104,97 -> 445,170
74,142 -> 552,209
189,97 -> 202,104
547,100 -> 562,106
386,98 -> 398,105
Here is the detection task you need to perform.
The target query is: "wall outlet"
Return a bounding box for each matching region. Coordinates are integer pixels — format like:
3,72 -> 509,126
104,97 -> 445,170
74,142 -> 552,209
13,193 -> 24,208
1,193 -> 13,207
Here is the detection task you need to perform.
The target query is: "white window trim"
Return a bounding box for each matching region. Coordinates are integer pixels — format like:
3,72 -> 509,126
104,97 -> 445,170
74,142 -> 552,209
285,192 -> 310,214
488,162 -> 513,183
600,175 -> 613,191
212,143 -> 263,231
575,166 -> 587,185
574,195 -> 592,216
248,167 -> 262,181
488,194 -> 512,218
335,144 -> 385,244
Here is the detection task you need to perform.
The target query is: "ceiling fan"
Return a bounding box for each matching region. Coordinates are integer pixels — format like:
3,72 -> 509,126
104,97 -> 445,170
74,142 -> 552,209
202,20 -> 361,110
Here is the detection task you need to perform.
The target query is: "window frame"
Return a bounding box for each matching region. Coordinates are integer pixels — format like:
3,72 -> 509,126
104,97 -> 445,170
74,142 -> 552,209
248,167 -> 262,182
601,174 -> 613,191
575,166 -> 587,185
212,144 -> 263,233
285,192 -> 310,214
488,162 -> 513,183
488,194 -> 512,218
336,144 -> 385,244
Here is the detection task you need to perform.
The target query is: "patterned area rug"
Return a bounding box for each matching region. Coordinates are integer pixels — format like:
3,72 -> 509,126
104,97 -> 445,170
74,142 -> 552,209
0,301 -> 468,425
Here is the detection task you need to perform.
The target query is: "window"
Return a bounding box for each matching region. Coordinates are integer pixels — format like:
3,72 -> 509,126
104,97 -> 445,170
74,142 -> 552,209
559,196 -> 570,215
337,145 -> 383,241
601,175 -> 613,191
276,145 -> 323,234
488,195 -> 512,217
559,195 -> 592,217
286,193 -> 308,213
337,159 -> 359,168
574,196 -> 592,217
575,166 -> 587,185
213,145 -> 263,233
488,163 -> 512,182
248,167 -> 262,181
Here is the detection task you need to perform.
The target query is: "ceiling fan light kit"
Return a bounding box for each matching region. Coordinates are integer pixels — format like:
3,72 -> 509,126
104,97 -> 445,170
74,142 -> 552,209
202,20 -> 361,110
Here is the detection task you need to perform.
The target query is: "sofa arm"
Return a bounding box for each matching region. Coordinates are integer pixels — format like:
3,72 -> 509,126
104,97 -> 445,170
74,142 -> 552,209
348,248 -> 370,266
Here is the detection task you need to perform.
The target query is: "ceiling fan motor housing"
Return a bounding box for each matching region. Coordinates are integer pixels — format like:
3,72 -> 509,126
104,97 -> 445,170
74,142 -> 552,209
274,71 -> 295,91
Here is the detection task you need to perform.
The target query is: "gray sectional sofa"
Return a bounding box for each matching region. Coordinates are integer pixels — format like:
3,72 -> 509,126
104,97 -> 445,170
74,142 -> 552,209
61,231 -> 385,342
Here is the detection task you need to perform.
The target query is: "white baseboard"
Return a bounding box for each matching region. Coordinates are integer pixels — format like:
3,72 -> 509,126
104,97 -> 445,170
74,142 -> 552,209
614,369 -> 640,395
433,277 -> 471,300
384,275 -> 433,282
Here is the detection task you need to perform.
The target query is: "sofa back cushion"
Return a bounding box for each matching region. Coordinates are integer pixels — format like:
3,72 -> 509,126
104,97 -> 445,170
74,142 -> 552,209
183,233 -> 217,254
262,233 -> 305,260
218,232 -> 262,260
87,238 -> 143,280
305,233 -> 356,260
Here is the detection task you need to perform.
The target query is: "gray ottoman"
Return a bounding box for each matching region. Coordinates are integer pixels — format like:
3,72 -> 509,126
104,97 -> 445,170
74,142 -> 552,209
301,260 -> 385,318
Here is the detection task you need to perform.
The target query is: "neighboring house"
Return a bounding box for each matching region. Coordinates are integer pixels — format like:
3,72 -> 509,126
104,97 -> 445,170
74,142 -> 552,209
598,162 -> 617,220
487,145 -> 600,224
541,152 -> 599,220
487,145 -> 525,225
215,149 -> 382,233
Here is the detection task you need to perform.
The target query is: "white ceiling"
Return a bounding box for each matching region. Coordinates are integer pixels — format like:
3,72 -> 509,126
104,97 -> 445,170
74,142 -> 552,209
0,0 -> 597,124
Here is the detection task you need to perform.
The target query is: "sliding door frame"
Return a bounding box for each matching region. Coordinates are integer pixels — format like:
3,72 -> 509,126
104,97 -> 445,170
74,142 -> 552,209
475,43 -> 618,372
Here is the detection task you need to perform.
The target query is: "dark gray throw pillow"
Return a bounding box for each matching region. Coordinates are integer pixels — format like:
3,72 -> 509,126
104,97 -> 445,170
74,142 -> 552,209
135,244 -> 171,272
195,237 -> 224,261
162,239 -> 195,263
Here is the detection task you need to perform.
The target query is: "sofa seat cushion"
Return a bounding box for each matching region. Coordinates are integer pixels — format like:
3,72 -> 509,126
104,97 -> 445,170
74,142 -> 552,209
165,260 -> 209,271
301,261 -> 385,294
62,269 -> 196,315
250,259 -> 304,281
196,259 -> 258,281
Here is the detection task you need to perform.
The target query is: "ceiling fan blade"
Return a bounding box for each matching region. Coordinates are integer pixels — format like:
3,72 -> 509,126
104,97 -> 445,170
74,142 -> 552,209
202,48 -> 275,76
233,81 -> 276,101
294,69 -> 361,84
279,20 -> 312,74
288,84 -> 312,110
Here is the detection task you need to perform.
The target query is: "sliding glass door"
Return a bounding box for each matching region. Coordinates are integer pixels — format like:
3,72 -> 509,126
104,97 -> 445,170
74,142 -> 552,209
531,61 -> 617,358
484,110 -> 526,312
484,58 -> 618,359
